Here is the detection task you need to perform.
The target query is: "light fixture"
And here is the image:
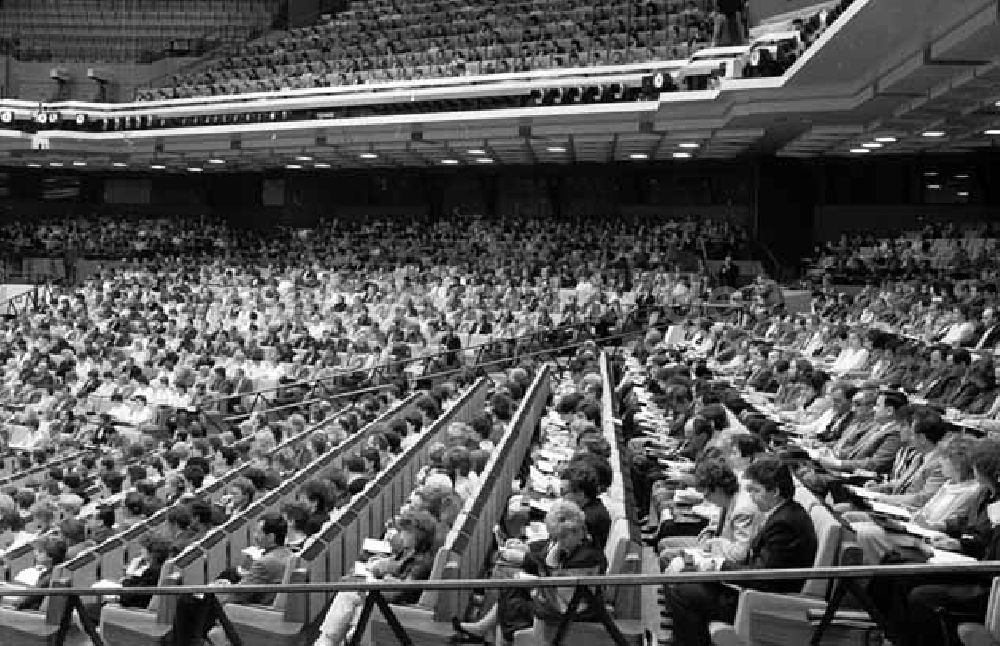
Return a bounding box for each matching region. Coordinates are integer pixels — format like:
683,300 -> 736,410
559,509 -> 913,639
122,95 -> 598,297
294,155 -> 312,161
985,129 -> 1000,136
546,146 -> 567,153
629,153 -> 649,160
467,149 -> 486,155
922,131 -> 945,137
441,159 -> 459,165
49,161 -> 63,167
861,142 -> 882,148
874,136 -> 897,143
27,162 -> 41,168
672,152 -> 691,159
314,162 -> 331,169
955,174 -> 970,179
187,167 -> 203,172
927,184 -> 941,189
151,164 -> 166,170
112,162 -> 127,168
208,159 -> 226,164
359,152 -> 378,159
285,164 -> 302,169
475,158 -> 495,164
849,148 -> 870,153
924,171 -> 938,177
958,191 -> 970,197
679,142 -> 700,149
72,161 -> 87,167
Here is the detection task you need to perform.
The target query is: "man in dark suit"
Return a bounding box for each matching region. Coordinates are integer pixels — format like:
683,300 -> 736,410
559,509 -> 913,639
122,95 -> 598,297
662,456 -> 818,646
228,512 -> 293,605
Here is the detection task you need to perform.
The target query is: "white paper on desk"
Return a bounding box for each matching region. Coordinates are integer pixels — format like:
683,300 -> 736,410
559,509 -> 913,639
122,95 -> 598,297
928,549 -> 976,564
362,538 -> 392,555
525,522 -> 549,542
241,546 -> 265,560
846,485 -> 880,500
869,501 -> 913,520
535,460 -> 556,475
902,523 -> 946,540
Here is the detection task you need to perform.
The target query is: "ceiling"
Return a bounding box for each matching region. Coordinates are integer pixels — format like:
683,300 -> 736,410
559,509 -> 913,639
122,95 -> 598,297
0,0 -> 998,172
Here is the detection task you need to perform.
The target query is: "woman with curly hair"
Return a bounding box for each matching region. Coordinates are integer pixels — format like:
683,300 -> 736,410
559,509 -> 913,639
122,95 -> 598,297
315,508 -> 438,645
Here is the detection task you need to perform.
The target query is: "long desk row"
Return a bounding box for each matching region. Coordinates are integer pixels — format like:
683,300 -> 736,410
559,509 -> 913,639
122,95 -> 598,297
204,377 -> 492,646
0,394 -> 419,640
372,366 -> 553,644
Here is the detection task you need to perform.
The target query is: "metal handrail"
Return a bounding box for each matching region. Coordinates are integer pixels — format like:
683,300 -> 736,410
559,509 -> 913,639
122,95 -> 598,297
16,561 -> 1000,597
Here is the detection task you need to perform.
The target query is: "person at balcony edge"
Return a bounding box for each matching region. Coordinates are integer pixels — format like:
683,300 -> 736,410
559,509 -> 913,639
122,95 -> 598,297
844,437 -> 983,565
661,456 -> 817,646
867,440 -> 1000,646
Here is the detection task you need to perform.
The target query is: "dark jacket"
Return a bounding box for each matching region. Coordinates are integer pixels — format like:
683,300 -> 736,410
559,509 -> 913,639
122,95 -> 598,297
722,499 -> 817,593
120,564 -> 163,608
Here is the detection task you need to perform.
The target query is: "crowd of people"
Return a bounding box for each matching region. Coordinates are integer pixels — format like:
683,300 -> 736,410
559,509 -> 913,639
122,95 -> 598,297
0,211 -> 758,470
806,222 -> 1000,285
5,205 -> 1000,645
616,258 -> 1000,644
139,0 -> 732,100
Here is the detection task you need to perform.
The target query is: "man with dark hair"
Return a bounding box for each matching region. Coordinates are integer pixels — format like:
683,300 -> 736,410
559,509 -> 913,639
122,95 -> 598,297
228,512 -> 291,605
559,461 -> 611,550
662,456 -> 817,646
863,413 -> 950,507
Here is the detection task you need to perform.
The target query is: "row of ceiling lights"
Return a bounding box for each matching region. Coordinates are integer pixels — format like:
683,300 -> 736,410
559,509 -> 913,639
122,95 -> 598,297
848,128 -> 1000,153
20,141 -> 704,170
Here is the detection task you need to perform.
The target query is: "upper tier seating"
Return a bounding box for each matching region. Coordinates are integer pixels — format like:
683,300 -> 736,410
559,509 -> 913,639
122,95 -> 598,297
0,0 -> 280,63
139,0 -> 722,99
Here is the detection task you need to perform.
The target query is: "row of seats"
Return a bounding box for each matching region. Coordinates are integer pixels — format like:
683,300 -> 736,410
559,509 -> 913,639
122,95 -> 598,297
0,386 -> 440,643
371,367 -> 553,642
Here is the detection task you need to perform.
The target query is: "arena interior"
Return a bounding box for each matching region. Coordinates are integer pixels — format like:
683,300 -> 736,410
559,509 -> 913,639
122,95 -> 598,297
2,0 -> 1000,645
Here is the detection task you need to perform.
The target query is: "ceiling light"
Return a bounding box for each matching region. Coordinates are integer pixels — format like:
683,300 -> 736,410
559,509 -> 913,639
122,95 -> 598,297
922,131 -> 945,137
985,129 -> 1000,136
151,164 -> 166,170
285,164 -> 302,169
72,161 -> 87,167
927,184 -> 941,189
958,191 -> 969,197
679,142 -> 700,149
112,162 -> 127,168
208,159 -> 225,164
467,149 -> 486,155
861,142 -> 882,148
27,162 -> 41,168
629,153 -> 649,160
359,152 -> 378,159
874,136 -> 897,143
849,148 -> 869,153
955,174 -> 969,179
546,146 -> 567,153
475,158 -> 495,164
49,161 -> 63,167
924,171 -> 938,177
672,152 -> 691,159
441,159 -> 459,165
294,155 -> 312,161
314,162 -> 331,169
187,167 -> 203,173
